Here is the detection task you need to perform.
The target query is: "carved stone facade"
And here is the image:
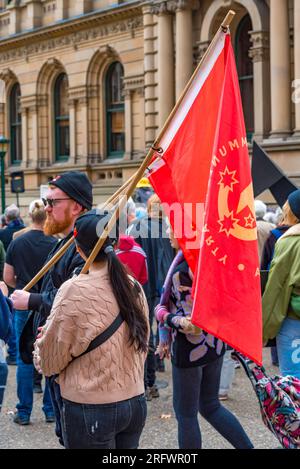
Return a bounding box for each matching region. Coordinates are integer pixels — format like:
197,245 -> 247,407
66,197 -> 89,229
0,0 -> 298,211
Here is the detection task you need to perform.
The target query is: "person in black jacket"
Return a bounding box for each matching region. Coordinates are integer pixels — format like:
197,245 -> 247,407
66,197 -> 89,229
128,194 -> 174,399
10,171 -> 93,442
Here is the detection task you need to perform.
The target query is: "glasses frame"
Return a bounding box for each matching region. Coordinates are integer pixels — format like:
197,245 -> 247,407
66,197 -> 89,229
42,197 -> 72,208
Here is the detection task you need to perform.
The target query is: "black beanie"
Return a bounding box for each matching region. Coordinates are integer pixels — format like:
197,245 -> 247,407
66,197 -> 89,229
288,189 -> 300,221
74,209 -> 118,255
49,171 -> 93,210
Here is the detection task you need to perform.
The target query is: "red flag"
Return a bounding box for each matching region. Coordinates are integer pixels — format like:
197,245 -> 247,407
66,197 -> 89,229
191,36 -> 262,365
149,30 -> 228,271
149,31 -> 262,364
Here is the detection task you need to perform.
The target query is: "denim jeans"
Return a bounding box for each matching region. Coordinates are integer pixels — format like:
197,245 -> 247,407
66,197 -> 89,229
0,341 -> 8,412
6,312 -> 17,360
219,350 -> 236,395
144,297 -> 158,388
271,345 -> 279,366
61,394 -> 147,449
172,357 -> 253,449
277,318 -> 300,379
14,310 -> 54,419
47,375 -> 64,446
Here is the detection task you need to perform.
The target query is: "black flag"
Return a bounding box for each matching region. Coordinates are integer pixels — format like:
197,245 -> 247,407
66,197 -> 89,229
252,141 -> 298,207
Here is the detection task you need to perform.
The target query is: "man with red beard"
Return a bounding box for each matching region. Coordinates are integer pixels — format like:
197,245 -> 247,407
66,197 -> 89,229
10,171 -> 93,443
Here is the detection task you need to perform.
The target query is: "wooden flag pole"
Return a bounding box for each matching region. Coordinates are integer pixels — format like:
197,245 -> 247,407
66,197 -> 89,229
221,10 -> 235,29
22,174 -> 138,291
22,10 -> 236,289
81,195 -> 128,274
23,236 -> 75,292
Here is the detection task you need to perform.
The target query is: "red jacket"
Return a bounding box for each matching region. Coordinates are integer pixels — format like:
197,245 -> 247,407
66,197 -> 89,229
116,235 -> 148,285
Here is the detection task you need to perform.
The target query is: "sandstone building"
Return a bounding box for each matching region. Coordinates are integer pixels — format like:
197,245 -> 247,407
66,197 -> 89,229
0,0 -> 298,209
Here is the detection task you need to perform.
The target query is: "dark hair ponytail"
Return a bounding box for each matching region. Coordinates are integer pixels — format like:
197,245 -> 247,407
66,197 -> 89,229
105,251 -> 148,353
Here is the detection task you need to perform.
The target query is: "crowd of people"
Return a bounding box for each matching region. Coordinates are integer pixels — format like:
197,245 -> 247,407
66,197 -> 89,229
0,170 -> 299,449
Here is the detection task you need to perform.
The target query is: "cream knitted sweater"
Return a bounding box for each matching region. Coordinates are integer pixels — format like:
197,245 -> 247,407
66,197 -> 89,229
37,265 -> 149,404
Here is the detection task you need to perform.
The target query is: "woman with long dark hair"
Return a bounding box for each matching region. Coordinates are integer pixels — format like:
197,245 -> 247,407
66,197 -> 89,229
34,211 -> 149,449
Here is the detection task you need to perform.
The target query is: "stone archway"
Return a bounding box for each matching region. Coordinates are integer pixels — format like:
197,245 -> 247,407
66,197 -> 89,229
0,69 -> 20,159
199,0 -> 270,140
200,0 -> 268,42
36,59 -> 66,166
86,45 -> 120,161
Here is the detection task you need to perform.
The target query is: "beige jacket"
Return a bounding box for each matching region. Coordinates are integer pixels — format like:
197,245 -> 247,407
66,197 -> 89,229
37,265 -> 149,404
257,220 -> 275,262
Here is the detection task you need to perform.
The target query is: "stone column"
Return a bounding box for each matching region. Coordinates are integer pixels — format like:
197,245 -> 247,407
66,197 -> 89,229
143,4 -> 156,149
175,1 -> 193,100
55,0 -> 68,21
249,31 -> 271,140
269,0 -> 291,138
21,106 -> 28,168
7,2 -> 21,35
156,3 -> 175,130
25,0 -> 42,29
72,0 -> 92,15
0,103 -> 5,137
80,97 -> 89,165
124,89 -> 132,160
294,0 -> 300,137
31,105 -> 39,167
69,99 -> 77,165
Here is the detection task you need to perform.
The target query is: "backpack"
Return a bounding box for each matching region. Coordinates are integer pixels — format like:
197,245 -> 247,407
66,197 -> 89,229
233,352 -> 300,449
0,290 -> 13,343
255,370 -> 300,449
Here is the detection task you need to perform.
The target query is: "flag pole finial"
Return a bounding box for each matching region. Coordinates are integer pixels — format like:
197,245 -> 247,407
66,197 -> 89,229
221,10 -> 236,32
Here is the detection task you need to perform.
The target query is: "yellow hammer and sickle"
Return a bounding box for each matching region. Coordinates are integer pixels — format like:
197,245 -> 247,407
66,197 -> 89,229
218,183 -> 257,241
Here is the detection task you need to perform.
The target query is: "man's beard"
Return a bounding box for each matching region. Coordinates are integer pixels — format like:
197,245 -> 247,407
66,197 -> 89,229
44,208 -> 73,236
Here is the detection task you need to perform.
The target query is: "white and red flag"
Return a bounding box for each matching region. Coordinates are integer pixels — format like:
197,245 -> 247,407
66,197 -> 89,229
149,30 -> 262,364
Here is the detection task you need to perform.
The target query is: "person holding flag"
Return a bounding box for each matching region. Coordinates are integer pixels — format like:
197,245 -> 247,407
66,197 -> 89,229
149,21 -> 262,366
155,227 -> 253,449
10,171 -> 93,443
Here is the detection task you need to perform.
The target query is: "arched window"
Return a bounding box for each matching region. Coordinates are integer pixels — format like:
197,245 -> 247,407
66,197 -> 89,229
54,73 -> 70,161
235,15 -> 254,141
106,62 -> 125,157
10,83 -> 22,165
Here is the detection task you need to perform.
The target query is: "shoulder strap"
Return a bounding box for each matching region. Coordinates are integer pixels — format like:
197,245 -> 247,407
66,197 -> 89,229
73,313 -> 124,361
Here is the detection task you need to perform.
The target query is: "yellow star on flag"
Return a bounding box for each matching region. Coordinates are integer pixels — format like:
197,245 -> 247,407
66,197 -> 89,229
218,166 -> 239,192
218,211 -> 239,237
244,214 -> 255,228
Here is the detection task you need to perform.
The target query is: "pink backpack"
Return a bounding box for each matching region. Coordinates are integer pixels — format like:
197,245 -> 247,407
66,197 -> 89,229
233,352 -> 300,449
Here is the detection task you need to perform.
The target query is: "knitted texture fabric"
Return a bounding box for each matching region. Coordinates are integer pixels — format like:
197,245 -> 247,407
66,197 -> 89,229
37,266 -> 149,404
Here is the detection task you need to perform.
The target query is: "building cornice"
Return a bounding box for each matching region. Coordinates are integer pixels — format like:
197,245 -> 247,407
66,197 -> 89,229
0,1 -> 143,54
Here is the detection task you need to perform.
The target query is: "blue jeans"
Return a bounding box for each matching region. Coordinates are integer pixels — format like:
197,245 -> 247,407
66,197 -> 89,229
15,310 -> 53,419
0,342 -> 8,412
277,318 -> 300,379
271,345 -> 279,366
47,375 -> 64,446
61,394 -> 147,449
145,296 -> 158,388
7,312 -> 17,360
172,357 -> 253,449
219,350 -> 235,395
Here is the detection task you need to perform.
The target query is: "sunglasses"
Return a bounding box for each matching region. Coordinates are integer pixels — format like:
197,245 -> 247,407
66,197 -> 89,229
42,198 -> 72,208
